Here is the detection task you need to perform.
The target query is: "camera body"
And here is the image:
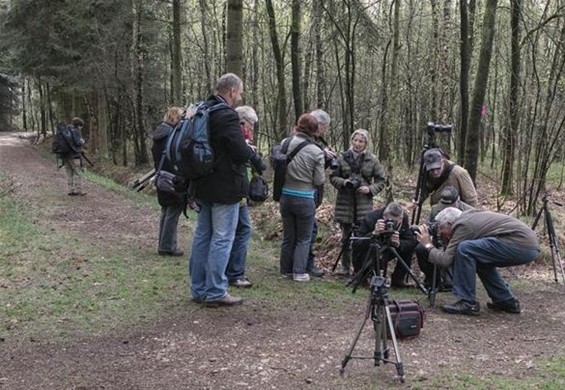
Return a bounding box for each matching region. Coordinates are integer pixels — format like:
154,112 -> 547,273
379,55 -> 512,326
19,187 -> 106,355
410,221 -> 440,246
329,157 -> 339,170
344,175 -> 362,191
427,122 -> 453,136
384,219 -> 396,232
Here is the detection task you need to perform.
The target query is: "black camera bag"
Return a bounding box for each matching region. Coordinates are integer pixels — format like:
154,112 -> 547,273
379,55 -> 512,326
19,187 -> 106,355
249,174 -> 269,202
387,299 -> 425,339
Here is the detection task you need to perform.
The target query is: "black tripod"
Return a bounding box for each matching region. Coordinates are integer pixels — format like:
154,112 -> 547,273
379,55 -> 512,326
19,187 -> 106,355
531,193 -> 565,287
411,122 -> 452,225
340,235 -> 405,382
349,234 -> 429,295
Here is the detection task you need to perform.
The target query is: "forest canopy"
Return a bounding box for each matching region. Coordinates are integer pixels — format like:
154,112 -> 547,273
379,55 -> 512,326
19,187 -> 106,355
1,0 -> 564,214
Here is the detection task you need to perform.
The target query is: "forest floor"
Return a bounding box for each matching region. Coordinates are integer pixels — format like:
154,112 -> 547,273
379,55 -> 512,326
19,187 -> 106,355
1,131 -> 564,389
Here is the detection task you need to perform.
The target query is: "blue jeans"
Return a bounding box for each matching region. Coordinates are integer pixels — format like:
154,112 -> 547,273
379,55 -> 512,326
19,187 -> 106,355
279,195 -> 316,274
452,237 -> 540,303
189,201 -> 239,301
226,204 -> 252,281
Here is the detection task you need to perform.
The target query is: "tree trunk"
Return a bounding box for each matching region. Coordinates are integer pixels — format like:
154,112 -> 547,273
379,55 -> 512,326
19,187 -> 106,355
132,0 -> 148,166
464,0 -> 498,182
291,0 -> 303,119
226,0 -> 243,76
459,0 -> 470,161
171,0 -> 183,104
265,0 -> 288,139
501,0 -> 521,195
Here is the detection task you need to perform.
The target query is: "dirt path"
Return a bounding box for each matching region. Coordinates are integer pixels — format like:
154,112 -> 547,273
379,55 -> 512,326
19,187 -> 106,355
1,132 -> 564,389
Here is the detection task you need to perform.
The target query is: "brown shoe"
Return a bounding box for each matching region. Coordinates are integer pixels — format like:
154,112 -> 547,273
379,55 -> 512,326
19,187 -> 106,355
204,294 -> 243,308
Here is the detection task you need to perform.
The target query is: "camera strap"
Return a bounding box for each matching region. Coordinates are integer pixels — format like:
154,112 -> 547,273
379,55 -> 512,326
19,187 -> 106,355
427,163 -> 455,193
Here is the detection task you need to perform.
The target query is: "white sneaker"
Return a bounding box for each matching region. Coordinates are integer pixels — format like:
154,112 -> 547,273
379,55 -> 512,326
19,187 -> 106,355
293,273 -> 310,282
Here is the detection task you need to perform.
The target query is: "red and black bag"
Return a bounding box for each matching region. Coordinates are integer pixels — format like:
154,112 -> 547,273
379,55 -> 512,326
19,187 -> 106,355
386,299 -> 425,339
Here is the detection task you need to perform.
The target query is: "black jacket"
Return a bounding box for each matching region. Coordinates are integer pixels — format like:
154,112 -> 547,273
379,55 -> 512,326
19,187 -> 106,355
352,207 -> 417,271
190,94 -> 255,204
151,121 -> 185,208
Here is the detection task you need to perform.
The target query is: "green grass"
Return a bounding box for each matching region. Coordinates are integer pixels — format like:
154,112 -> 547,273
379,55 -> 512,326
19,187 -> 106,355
413,355 -> 565,389
0,179 -> 187,343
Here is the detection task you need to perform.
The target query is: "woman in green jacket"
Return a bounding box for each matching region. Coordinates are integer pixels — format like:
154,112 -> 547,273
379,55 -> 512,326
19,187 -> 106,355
329,129 -> 386,275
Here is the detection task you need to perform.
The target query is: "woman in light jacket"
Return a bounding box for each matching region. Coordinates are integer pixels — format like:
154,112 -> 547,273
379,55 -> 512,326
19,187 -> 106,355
279,114 -> 325,282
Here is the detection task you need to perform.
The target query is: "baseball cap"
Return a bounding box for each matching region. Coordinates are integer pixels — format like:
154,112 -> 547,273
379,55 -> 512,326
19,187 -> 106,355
423,149 -> 443,171
439,186 -> 459,204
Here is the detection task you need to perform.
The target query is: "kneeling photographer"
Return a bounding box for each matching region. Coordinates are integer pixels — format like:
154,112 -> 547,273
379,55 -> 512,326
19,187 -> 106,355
351,202 -> 418,288
415,186 -> 475,290
414,207 -> 540,316
329,129 -> 386,276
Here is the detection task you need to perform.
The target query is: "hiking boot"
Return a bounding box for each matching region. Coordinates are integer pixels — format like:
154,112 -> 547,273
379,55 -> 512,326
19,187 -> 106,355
204,294 -> 243,308
229,277 -> 253,288
158,249 -> 184,257
292,273 -> 310,282
442,299 -> 480,316
487,298 -> 521,314
307,267 -> 325,277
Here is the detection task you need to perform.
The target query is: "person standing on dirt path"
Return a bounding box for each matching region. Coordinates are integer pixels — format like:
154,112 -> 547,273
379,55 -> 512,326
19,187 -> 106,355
151,106 -> 185,257
189,73 -> 264,307
415,207 -> 540,316
63,117 -> 87,196
225,105 -> 263,288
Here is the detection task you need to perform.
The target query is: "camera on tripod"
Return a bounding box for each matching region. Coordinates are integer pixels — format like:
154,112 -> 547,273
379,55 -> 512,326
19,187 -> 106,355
427,122 -> 453,136
344,174 -> 362,191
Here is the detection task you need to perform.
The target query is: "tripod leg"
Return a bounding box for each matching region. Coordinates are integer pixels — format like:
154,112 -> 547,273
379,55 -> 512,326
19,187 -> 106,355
340,294 -> 371,375
389,247 -> 428,295
384,303 -> 405,383
544,208 -> 565,286
372,302 -> 384,366
428,263 -> 438,306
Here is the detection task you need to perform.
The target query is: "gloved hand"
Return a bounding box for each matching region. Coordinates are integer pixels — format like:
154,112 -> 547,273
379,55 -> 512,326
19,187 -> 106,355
250,153 -> 267,174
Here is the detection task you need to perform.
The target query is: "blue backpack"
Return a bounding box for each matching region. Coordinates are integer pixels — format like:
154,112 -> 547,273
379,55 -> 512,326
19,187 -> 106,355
164,101 -> 228,180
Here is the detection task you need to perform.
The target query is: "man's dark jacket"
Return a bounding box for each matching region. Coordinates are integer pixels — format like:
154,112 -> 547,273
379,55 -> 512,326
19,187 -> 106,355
190,94 -> 255,204
151,121 -> 185,208
352,207 -> 417,272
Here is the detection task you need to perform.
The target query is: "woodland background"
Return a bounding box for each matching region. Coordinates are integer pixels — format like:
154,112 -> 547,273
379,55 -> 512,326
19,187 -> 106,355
1,0 -> 565,214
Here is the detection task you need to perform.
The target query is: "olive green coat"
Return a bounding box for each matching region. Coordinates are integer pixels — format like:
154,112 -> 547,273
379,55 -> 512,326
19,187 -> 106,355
329,151 -> 386,224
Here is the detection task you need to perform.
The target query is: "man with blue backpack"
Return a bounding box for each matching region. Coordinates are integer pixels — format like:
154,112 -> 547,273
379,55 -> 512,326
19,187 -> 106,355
52,118 -> 87,196
189,73 -> 265,307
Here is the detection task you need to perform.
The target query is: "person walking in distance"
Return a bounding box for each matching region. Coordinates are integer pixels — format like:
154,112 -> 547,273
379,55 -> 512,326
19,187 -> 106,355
63,117 -> 87,196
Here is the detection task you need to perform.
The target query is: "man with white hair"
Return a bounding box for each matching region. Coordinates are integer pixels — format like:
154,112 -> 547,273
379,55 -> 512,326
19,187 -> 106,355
415,208 -> 540,316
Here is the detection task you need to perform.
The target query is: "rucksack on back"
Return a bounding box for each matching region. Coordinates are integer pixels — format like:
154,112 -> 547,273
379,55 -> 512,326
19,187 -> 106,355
270,137 -> 311,201
165,101 -> 229,180
51,124 -> 73,155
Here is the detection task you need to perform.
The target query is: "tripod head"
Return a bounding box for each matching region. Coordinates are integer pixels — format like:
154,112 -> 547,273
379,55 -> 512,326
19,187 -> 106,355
542,192 -> 563,207
347,234 -> 394,292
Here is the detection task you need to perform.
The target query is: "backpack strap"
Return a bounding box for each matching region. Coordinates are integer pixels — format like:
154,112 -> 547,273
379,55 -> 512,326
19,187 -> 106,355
284,138 -> 311,164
